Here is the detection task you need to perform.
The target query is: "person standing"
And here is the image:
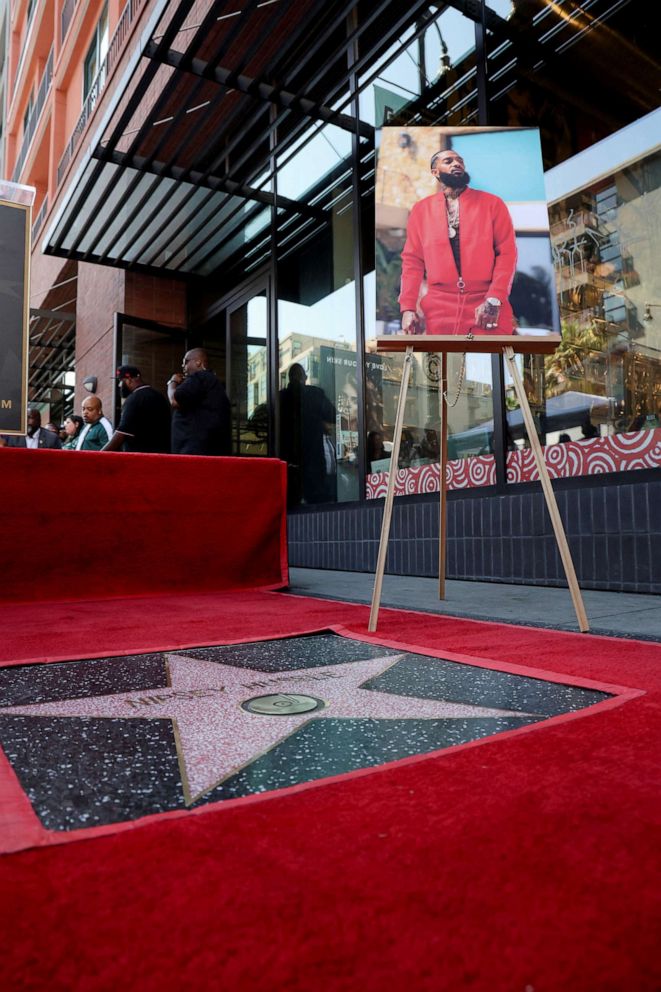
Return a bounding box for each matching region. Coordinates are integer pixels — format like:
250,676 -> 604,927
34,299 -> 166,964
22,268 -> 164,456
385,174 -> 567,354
400,148 -> 518,336
62,414 -> 84,449
102,365 -> 171,453
167,348 -> 231,456
1,408 -> 62,448
76,397 -> 113,450
279,363 -> 336,506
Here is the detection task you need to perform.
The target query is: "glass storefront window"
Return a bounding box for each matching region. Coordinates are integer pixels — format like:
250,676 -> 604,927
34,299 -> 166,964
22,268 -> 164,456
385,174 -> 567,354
276,120 -> 359,507
504,125 -> 661,481
229,292 -> 269,457
447,354 -> 495,461
115,318 -> 186,427
363,335 -> 494,475
486,2 -> 659,169
357,28 -> 418,126
546,146 -> 661,438
277,123 -> 352,202
358,8 -> 476,129
484,1 -> 512,15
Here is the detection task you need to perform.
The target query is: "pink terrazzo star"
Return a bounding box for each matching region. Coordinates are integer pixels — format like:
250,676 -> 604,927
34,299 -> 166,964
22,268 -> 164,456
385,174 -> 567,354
4,653 -> 532,804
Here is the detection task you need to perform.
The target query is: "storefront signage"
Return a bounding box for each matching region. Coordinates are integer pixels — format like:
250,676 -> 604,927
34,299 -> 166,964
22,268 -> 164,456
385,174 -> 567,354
0,183 -> 35,435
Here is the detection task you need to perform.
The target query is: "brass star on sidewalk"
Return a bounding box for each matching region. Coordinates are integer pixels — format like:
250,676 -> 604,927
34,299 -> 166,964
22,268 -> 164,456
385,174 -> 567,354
4,653 -> 533,804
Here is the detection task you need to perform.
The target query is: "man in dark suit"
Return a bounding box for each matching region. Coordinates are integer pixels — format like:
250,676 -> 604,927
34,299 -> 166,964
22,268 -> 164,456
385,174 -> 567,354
279,363 -> 336,506
0,408 -> 62,448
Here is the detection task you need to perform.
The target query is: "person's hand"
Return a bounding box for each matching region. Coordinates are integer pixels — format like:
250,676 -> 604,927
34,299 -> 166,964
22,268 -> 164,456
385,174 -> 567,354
474,300 -> 501,330
401,310 -> 420,334
167,373 -> 184,387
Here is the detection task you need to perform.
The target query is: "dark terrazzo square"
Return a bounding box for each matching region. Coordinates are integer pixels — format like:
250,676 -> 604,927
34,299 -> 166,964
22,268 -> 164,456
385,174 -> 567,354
180,632 -> 403,672
0,715 -> 184,831
0,653 -> 168,707
362,655 -> 611,717
194,716 -> 541,805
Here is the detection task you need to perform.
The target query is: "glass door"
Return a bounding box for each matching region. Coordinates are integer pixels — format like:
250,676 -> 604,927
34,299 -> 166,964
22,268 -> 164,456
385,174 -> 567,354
227,283 -> 270,456
114,314 -> 187,426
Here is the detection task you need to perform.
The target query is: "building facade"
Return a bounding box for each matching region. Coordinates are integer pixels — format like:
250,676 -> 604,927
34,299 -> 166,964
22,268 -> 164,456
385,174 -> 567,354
4,0 -> 661,590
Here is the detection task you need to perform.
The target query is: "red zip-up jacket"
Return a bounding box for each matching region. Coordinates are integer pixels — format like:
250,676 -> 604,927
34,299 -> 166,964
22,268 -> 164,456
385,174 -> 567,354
399,187 -> 517,313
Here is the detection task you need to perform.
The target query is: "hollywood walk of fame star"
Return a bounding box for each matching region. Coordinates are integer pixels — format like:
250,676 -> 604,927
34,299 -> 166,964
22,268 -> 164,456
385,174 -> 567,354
3,652 -> 535,805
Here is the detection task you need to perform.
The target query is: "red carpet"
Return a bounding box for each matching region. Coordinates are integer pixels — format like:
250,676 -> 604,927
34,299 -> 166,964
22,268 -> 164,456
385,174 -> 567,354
1,589 -> 660,990
0,449 -> 288,601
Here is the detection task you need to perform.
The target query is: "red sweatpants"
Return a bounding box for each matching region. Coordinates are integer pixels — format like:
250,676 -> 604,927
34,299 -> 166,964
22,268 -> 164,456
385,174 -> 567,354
420,285 -> 515,335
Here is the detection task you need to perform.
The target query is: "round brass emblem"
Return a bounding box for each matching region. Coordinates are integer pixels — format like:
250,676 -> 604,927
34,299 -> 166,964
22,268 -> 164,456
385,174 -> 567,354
241,693 -> 325,716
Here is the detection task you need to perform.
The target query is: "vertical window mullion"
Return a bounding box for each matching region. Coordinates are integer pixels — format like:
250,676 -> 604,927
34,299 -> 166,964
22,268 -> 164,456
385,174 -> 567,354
349,6 -> 367,500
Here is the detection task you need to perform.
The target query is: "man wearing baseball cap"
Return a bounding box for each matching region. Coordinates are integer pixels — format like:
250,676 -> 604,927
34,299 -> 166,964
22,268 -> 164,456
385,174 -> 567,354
102,365 -> 171,453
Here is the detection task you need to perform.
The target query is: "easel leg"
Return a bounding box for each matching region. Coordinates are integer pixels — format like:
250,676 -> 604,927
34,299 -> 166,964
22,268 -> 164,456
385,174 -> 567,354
369,345 -> 414,632
504,347 -> 590,632
438,352 -> 448,600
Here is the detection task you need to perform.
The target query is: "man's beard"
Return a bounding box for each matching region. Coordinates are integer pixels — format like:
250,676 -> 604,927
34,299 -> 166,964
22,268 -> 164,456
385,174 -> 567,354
440,170 -> 470,189
120,382 -> 130,399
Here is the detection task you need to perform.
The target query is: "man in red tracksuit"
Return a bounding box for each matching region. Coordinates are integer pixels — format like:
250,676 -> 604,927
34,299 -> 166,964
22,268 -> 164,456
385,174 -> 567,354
399,148 -> 517,336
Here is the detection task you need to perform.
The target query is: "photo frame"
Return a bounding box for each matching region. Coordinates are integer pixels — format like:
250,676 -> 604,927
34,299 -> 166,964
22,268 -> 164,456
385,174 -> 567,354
375,125 -> 561,355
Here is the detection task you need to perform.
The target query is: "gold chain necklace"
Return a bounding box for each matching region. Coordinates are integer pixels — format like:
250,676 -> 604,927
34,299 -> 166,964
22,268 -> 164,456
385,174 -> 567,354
446,194 -> 460,239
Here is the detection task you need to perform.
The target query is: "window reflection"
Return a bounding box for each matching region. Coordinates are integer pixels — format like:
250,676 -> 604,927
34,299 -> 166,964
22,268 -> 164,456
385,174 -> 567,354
229,294 -> 269,457
276,121 -> 358,506
506,140 -> 661,456
487,2 -> 659,168
373,352 -> 446,469
447,354 -> 495,460
278,291 -> 359,506
362,339 -> 494,472
357,9 -> 477,128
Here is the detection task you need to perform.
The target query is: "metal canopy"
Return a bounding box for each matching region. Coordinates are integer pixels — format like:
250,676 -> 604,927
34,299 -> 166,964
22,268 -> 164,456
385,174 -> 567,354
42,0 -> 656,281
43,0 -> 426,279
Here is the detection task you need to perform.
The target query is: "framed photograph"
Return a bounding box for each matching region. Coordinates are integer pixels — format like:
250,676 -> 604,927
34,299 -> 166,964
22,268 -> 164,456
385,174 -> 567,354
375,125 -> 560,355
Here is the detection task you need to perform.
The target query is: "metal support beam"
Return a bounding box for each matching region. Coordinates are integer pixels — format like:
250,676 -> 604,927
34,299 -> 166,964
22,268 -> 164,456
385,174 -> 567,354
144,42 -> 374,140
97,147 -> 325,219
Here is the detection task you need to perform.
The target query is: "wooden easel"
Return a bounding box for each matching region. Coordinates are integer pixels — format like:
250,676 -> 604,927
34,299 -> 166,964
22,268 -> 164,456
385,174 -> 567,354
368,334 -> 590,634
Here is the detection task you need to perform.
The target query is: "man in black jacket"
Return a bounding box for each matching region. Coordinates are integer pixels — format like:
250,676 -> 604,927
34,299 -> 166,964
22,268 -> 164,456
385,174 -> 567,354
167,349 -> 231,456
103,365 -> 171,453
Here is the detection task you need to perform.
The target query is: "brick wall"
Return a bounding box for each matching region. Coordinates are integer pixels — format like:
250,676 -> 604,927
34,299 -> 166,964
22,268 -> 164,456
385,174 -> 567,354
288,476 -> 661,594
124,271 -> 187,327
74,262 -> 125,418
73,267 -> 188,422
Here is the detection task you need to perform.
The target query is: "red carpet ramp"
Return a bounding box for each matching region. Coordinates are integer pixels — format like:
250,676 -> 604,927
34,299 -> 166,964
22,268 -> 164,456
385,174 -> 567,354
0,448 -> 288,601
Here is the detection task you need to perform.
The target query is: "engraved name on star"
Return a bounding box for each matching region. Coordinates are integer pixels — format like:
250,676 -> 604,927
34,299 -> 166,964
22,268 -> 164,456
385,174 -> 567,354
3,653 -> 533,804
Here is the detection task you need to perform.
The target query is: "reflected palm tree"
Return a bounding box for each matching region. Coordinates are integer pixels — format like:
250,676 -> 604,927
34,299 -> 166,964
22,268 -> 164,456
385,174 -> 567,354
544,320 -> 607,396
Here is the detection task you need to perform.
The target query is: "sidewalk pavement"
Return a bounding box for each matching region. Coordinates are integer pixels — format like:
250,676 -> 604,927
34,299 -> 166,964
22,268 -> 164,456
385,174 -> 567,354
286,567 -> 661,641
